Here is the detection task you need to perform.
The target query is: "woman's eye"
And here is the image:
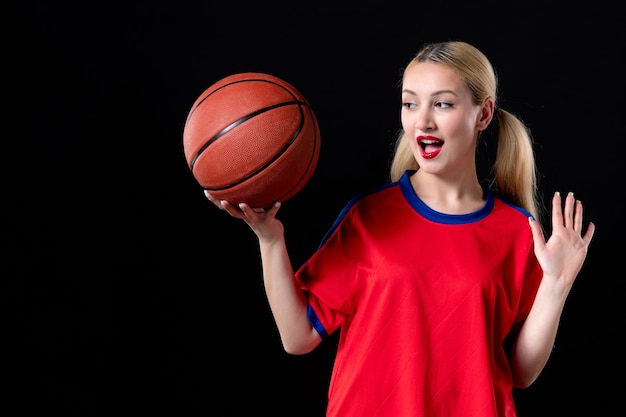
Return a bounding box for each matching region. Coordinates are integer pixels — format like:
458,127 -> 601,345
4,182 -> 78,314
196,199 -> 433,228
402,102 -> 417,109
436,101 -> 453,109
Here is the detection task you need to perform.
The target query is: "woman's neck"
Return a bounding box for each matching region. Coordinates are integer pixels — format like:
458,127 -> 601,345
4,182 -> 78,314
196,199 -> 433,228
409,169 -> 485,214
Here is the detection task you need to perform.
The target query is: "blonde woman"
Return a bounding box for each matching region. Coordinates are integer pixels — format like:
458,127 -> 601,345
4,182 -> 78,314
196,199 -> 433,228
205,40 -> 595,417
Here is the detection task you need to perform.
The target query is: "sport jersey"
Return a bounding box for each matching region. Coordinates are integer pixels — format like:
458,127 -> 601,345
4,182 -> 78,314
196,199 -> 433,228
294,170 -> 543,417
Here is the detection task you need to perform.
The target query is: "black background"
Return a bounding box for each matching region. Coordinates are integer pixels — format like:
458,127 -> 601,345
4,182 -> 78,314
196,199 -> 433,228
4,1 -> 623,416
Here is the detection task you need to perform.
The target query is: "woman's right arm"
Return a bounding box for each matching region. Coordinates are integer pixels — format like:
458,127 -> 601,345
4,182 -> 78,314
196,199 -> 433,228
205,192 -> 322,354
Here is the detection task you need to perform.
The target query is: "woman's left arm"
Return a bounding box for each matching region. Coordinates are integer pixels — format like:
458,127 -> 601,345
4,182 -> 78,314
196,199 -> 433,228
511,191 -> 596,388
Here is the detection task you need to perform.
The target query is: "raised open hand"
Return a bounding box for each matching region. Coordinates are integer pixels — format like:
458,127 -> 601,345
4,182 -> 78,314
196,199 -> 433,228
529,192 -> 595,288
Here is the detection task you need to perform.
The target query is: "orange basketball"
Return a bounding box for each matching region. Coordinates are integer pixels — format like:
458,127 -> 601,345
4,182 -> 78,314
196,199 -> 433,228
182,72 -> 321,208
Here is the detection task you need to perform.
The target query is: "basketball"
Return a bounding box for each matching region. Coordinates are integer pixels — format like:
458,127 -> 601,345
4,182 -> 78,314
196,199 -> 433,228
182,72 -> 321,208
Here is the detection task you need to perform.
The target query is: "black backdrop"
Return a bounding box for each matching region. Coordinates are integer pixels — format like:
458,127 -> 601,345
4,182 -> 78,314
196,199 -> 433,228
4,1 -> 623,416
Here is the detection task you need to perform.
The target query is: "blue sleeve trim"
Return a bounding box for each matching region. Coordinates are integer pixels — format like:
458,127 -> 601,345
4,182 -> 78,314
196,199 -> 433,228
317,181 -> 396,249
500,198 -> 534,220
307,304 -> 328,339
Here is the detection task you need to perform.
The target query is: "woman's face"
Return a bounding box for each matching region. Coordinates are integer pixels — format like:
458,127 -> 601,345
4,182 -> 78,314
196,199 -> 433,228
401,61 -> 491,176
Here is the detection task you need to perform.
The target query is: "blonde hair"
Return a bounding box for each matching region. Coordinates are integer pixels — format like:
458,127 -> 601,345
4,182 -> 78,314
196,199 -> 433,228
390,41 -> 541,221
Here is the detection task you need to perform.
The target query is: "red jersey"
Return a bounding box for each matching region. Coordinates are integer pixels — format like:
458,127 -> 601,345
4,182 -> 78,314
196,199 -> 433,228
295,170 -> 543,417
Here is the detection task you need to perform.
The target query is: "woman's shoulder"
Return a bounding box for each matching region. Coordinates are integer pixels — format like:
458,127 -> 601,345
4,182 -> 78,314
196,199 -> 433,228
492,196 -> 534,221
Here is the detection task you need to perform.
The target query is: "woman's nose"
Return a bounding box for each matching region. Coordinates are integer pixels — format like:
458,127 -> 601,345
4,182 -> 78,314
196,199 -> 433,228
415,108 -> 435,131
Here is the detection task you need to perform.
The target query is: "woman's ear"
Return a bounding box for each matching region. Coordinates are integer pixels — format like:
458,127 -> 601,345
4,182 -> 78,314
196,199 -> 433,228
477,98 -> 495,131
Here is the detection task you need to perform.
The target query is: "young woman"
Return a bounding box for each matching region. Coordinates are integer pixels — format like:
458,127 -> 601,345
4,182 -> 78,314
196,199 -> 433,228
204,41 -> 595,417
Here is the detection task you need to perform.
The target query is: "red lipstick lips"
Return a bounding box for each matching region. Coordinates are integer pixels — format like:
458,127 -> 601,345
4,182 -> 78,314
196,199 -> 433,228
417,135 -> 443,159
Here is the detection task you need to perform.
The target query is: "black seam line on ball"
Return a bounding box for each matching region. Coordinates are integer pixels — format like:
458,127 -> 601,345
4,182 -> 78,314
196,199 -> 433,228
199,102 -> 307,190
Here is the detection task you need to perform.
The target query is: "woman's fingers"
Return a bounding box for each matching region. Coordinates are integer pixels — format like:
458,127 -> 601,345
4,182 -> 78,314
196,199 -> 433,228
553,191 -> 580,231
563,192 -> 576,229
551,191 -> 564,230
551,190 -> 596,245
574,199 -> 584,234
